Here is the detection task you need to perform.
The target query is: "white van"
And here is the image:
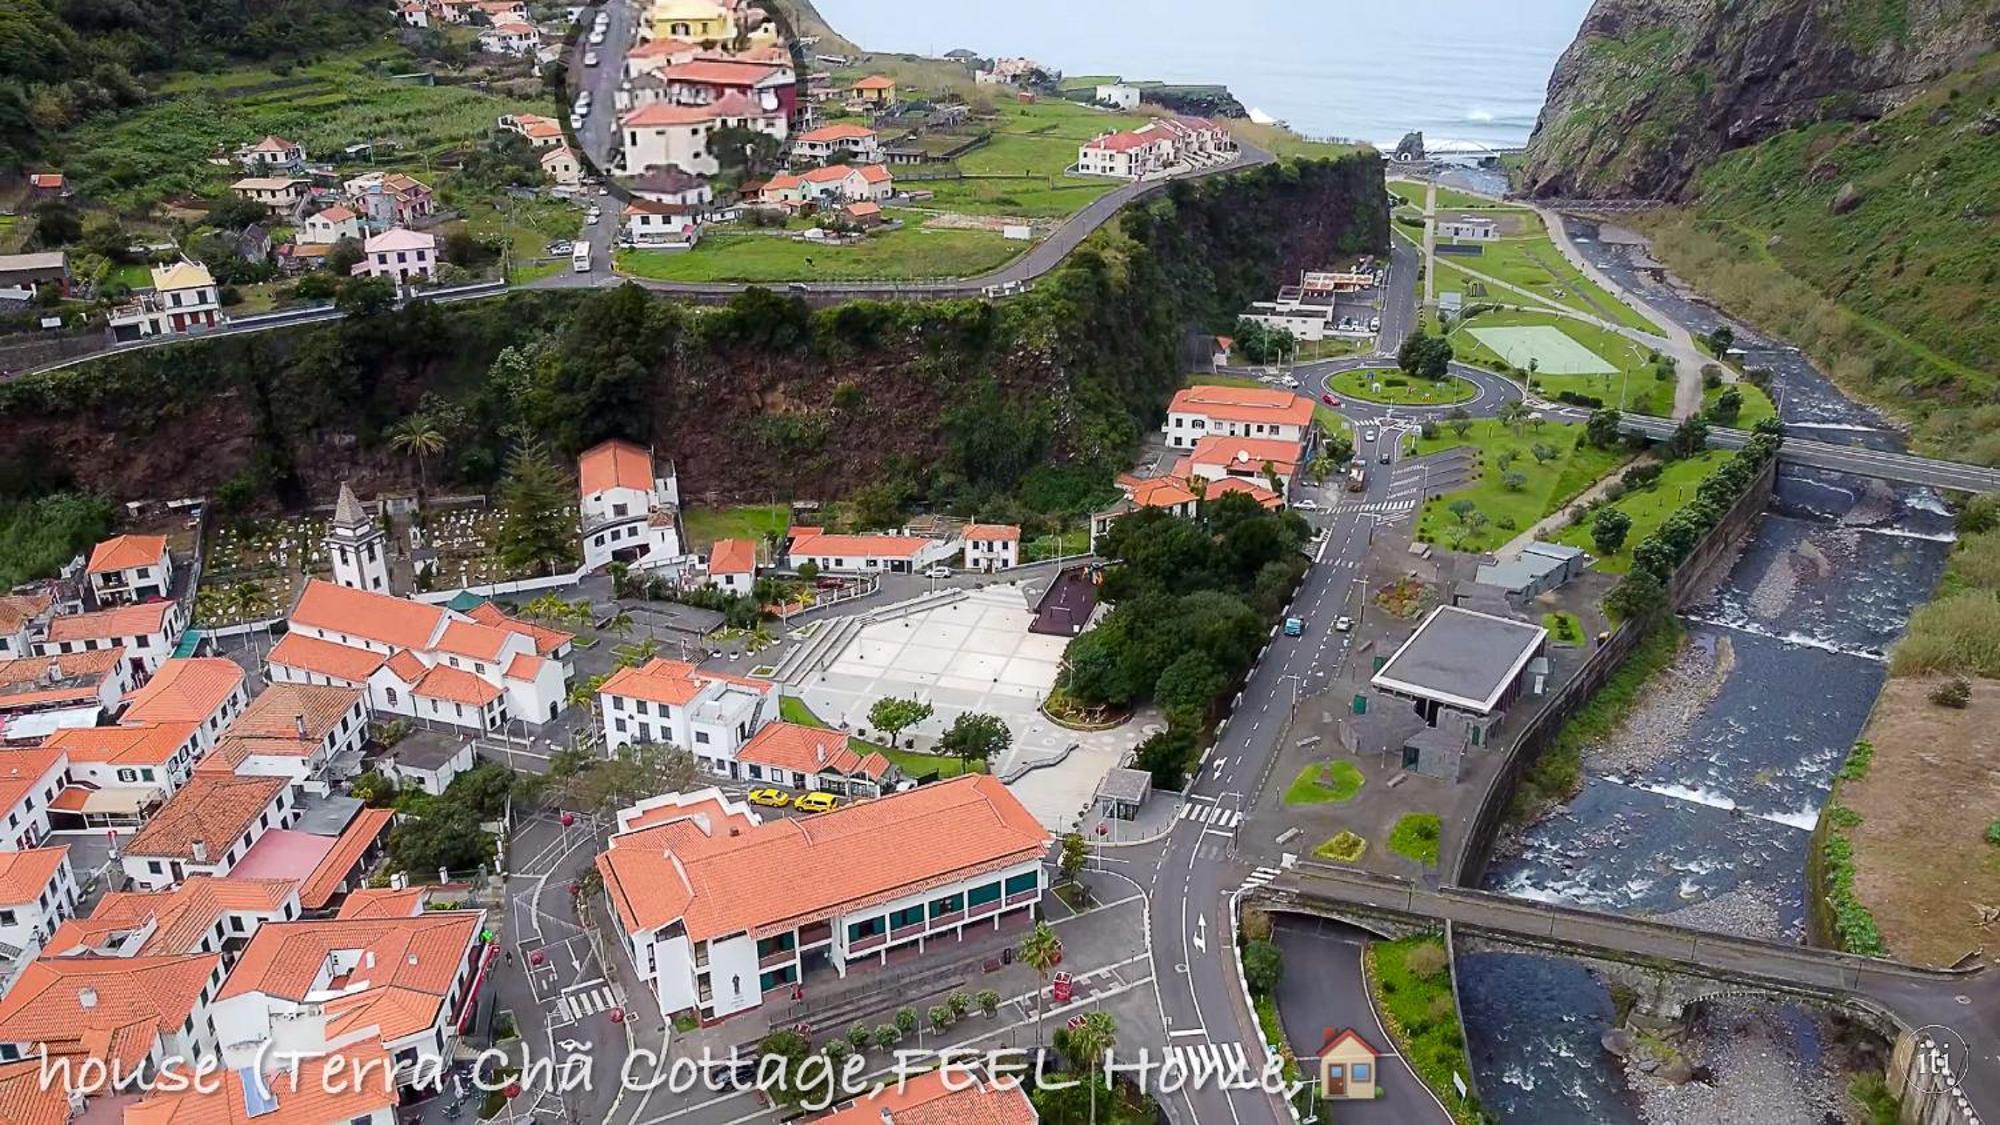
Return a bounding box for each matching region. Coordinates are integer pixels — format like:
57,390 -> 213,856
572,243 -> 592,273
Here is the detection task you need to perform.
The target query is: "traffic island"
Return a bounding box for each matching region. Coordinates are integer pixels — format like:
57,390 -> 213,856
1314,830 -> 1369,863
1283,760 -> 1365,805
1365,936 -> 1483,1124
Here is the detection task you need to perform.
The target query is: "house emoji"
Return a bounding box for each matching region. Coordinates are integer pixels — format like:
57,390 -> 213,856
1316,1027 -> 1379,1100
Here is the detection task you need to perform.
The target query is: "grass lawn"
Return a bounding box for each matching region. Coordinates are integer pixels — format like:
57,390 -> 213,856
1386,813 -> 1441,867
111,262 -> 155,289
1021,529 -> 1090,563
1554,451 -> 1729,572
1445,306 -> 1674,417
60,46 -> 543,211
1541,610 -> 1585,644
914,176 -> 1118,219
1440,219 -> 1662,335
1413,419 -> 1626,553
778,695 -> 983,779
1367,936 -> 1482,1124
453,194 -> 578,272
1313,831 -> 1368,863
1283,760 -> 1364,805
1328,368 -> 1475,406
1227,120 -> 1364,160
1704,382 -> 1778,430
682,504 -> 787,550
1296,336 -> 1371,361
618,223 -> 1024,282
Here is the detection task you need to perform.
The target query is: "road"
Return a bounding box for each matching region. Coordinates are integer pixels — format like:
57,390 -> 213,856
1618,414 -> 2000,492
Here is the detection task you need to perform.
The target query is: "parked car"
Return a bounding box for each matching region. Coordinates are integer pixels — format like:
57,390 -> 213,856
1369,317 -> 1381,332
1293,499 -> 1320,511
1280,375 -> 1300,388
1335,616 -> 1353,633
747,788 -> 791,809
584,50 -> 601,66
795,792 -> 839,814
1322,393 -> 1339,406
924,565 -> 952,579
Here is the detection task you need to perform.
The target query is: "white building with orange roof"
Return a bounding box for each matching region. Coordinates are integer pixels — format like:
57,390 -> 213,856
299,203 -> 363,245
119,773 -> 295,890
791,122 -> 880,163
209,911 -> 487,1084
236,134 -> 306,175
1165,383 -> 1316,451
0,592 -> 53,660
960,523 -> 1021,572
0,845 -> 78,969
1178,433 -> 1305,494
121,656 -> 248,754
107,261 -> 222,339
33,597 -> 189,678
597,774 -> 1047,1023
0,1058 -> 75,1125
0,647 -> 132,730
783,526 -> 955,575
596,657 -> 778,770
814,1068 -> 1037,1125
0,746 -> 67,850
1090,475 -> 1200,549
734,720 -> 897,797
0,953 -> 224,1077
270,580 -> 570,731
85,533 -> 173,606
578,439 -> 683,572
624,36 -> 700,80
704,537 -> 756,595
618,96 -> 787,175
122,1047 -> 399,1125
195,681 -> 369,787
43,875 -> 298,959
44,722 -> 203,822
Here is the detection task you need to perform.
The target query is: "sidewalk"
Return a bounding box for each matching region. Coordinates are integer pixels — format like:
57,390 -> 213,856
1494,451 -> 1657,557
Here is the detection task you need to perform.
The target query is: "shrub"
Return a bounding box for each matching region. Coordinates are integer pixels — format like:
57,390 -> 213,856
1621,462 -> 1663,489
873,1025 -> 900,1049
1987,820 -> 2000,847
976,989 -> 1001,1016
1931,677 -> 1971,708
893,1008 -> 917,1033
1241,939 -> 1283,994
847,1025 -> 872,1051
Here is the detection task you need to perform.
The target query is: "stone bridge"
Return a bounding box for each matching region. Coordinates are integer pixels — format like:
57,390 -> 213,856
1616,415 -> 2000,492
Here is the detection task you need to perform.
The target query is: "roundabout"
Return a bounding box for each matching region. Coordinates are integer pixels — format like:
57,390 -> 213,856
1327,367 -> 1478,407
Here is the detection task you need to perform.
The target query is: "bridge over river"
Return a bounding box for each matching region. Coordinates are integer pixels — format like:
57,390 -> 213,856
1617,414 -> 2000,492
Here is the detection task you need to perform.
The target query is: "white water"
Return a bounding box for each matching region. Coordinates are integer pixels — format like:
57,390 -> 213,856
1599,776 -> 1819,832
1680,615 -> 1890,663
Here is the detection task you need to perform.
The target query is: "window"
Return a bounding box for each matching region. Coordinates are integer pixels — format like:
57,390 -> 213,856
148,861 -> 163,874
889,905 -> 924,930
928,892 -> 963,917
1004,871 -> 1038,896
0,909 -> 14,926
117,768 -> 139,783
386,688 -> 399,705
1351,1063 -> 1371,1082
694,731 -> 710,745
845,916 -> 884,942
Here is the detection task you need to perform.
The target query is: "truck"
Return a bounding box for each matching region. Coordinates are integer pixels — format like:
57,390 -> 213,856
1346,465 -> 1367,492
571,243 -> 592,273
1283,617 -> 1304,637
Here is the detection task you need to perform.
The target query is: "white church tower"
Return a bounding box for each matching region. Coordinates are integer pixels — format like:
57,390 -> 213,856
326,482 -> 391,593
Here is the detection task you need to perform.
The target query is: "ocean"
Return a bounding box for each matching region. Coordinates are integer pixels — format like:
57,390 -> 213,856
809,0 -> 1594,150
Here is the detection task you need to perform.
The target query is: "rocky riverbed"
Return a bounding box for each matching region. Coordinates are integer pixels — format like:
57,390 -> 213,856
1586,631 -> 1735,776
1619,999 -> 1852,1125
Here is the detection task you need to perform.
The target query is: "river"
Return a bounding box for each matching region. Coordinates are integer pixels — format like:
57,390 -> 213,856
810,0 -> 1592,149
1455,224 -> 1957,1123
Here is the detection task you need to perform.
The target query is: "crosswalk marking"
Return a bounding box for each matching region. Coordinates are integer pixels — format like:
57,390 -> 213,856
1238,866 -> 1282,894
1160,1042 -> 1252,1084
1177,803 -> 1242,830
555,985 -> 617,1024
1333,499 -> 1417,515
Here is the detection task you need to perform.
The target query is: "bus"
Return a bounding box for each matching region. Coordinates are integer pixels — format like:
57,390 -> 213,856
572,243 -> 592,273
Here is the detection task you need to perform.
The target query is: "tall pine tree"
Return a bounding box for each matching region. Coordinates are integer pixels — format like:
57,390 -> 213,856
496,439 -> 576,576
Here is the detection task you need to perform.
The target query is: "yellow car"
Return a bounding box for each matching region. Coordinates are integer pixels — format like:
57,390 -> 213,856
746,788 -> 791,809
794,792 -> 839,814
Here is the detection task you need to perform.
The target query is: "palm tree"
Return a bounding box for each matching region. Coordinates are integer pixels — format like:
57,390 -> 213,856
1065,1010 -> 1117,1076
606,609 -> 634,639
1019,921 -> 1063,1045
387,413 -> 448,497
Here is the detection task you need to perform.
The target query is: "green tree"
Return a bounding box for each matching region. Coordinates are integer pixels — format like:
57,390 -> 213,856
389,804 -> 490,874
445,761 -> 516,820
1592,507 -> 1633,555
1397,332 -> 1452,379
496,439 -> 578,576
1585,407 -> 1623,448
1133,725 -> 1198,790
927,1005 -> 952,1033
550,741 -> 697,815
1706,324 -> 1735,354
326,236 -> 365,277
352,770 -> 397,807
755,1029 -> 823,1109
1501,470 -> 1527,491
1057,831 -> 1087,885
334,275 -> 395,317
1709,386 -> 1744,425
1241,939 -> 1284,994
1448,498 -> 1477,525
1019,921 -> 1064,1043
1605,568 -> 1669,625
1667,416 -> 1710,460
1152,650 -> 1225,724
867,696 -> 933,746
1497,399 -> 1529,436
1446,406 -> 1474,438
29,200 -> 82,246
387,412 -> 447,495
1063,1010 -> 1117,1075
1530,441 -> 1559,465
938,711 -> 1010,766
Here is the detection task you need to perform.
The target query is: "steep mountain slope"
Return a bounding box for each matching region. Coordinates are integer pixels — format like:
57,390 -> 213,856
1520,0 -> 1997,200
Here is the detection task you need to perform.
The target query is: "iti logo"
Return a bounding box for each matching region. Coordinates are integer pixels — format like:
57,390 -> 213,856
1910,1025 -> 1970,1095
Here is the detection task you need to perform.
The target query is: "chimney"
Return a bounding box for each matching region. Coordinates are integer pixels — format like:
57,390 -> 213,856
78,987 -> 98,1010
407,954 -> 419,967
44,659 -> 61,685
294,714 -> 307,738
364,951 -> 376,969
190,840 -> 208,864
815,742 -> 827,767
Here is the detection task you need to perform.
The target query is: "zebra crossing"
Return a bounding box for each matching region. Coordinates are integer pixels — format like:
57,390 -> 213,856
1238,866 -> 1283,894
554,985 -> 618,1024
1159,1041 -> 1254,1084
1178,803 -> 1243,830
1333,498 -> 1417,515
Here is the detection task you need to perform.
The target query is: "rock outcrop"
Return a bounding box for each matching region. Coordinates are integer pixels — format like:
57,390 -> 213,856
1520,0 -> 1997,198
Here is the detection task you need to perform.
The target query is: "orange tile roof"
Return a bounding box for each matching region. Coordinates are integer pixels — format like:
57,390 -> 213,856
504,652 -> 545,681
0,1059 -> 71,1125
45,601 -> 175,644
0,646 -> 124,709
296,806 -> 395,909
0,954 -> 220,1074
124,774 -> 288,863
45,721 -> 197,766
962,523 -> 1021,542
1202,476 -> 1284,508
1168,384 -> 1315,428
86,534 -> 168,575
798,123 -> 876,143
629,36 -> 697,58
0,746 -> 66,813
708,538 -> 756,575
851,75 -> 895,90
857,164 -> 892,183
335,886 -> 429,919
598,658 -> 769,708
802,163 -> 867,184
234,682 -> 362,744
0,845 -> 67,904
47,876 -> 294,956
736,721 -> 888,780
466,602 -> 573,655
1186,434 -> 1304,476
219,912 -> 482,1043
435,619 -> 511,662
268,632 -> 387,683
412,663 -> 501,706
786,527 -> 929,558
578,439 -> 655,496
291,579 -> 444,650
598,774 -> 1046,941
815,1071 -> 1035,1125
121,657 -> 244,724
0,592 -> 53,632
125,1049 -> 399,1125
621,102 -> 729,127
662,58 -> 784,85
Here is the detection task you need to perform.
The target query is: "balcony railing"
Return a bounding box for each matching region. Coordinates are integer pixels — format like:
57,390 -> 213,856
1005,888 -> 1039,907
966,898 -> 1002,920
927,908 -> 966,928
848,930 -> 885,954
889,920 -> 926,942
799,922 -> 832,947
758,947 -> 796,969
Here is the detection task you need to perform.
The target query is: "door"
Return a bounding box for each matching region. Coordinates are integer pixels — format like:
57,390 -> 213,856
1324,1064 -> 1344,1096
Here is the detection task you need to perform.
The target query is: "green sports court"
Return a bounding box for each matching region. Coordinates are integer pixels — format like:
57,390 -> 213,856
1466,324 -> 1616,375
